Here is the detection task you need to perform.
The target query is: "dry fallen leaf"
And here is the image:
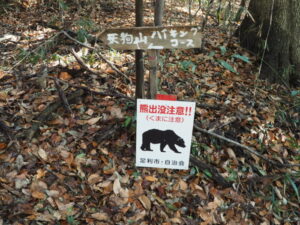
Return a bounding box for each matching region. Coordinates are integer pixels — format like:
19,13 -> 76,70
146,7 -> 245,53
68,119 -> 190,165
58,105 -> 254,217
0,70 -> 7,79
113,178 -> 122,195
145,176 -> 158,182
226,148 -> 238,164
91,212 -> 109,221
38,148 -> 48,161
32,191 -> 46,199
88,173 -> 102,185
87,117 -> 101,125
179,179 -> 188,190
36,169 -> 47,179
59,71 -> 72,80
105,68 -> 116,74
0,143 -> 7,150
138,195 -> 151,210
0,92 -> 8,101
109,106 -> 123,119
170,218 -> 182,224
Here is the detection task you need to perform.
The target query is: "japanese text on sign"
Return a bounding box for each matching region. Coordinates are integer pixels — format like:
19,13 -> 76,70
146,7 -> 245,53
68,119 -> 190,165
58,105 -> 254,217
139,104 -> 192,115
139,157 -> 185,167
136,99 -> 195,170
107,27 -> 198,49
99,26 -> 202,50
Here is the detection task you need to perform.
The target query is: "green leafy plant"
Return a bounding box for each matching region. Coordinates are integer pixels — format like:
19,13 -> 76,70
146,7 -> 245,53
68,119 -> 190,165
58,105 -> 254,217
203,169 -> 212,178
217,59 -> 237,74
179,60 -> 196,72
225,167 -> 238,181
190,166 -> 199,175
191,141 -> 200,155
58,0 -> 68,11
122,103 -> 136,129
232,54 -> 250,63
133,171 -> 141,179
75,18 -> 95,42
209,48 -> 250,74
123,115 -> 136,128
67,215 -> 79,225
66,207 -> 79,225
219,46 -> 227,55
285,174 -> 300,203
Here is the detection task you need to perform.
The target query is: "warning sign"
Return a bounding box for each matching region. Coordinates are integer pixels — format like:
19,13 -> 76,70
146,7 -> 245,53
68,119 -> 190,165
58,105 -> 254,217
136,99 -> 195,170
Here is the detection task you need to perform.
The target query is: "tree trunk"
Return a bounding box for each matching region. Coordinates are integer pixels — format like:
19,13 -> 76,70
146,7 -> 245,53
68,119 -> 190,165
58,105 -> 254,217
135,0 -> 145,99
237,0 -> 300,87
148,0 -> 164,99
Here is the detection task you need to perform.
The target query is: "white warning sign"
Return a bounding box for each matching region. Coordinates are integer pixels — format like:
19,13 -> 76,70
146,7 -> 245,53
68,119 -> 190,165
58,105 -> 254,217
136,99 -> 195,170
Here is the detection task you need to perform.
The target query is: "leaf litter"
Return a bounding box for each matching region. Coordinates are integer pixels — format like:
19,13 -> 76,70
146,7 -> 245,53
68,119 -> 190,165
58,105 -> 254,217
0,0 -> 299,224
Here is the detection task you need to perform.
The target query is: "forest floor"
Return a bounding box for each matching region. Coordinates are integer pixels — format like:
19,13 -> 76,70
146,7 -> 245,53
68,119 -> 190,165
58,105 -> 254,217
0,0 -> 300,224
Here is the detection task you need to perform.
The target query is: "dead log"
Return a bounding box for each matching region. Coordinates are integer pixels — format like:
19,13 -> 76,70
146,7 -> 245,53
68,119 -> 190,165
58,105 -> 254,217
190,156 -> 232,188
26,89 -> 84,140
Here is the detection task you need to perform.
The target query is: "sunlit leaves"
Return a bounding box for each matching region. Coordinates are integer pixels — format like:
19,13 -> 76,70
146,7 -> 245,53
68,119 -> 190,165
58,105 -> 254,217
217,59 -> 237,74
232,54 -> 251,63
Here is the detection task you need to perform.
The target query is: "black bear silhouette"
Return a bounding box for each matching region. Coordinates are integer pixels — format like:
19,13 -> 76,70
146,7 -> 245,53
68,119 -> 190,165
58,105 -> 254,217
140,129 -> 185,153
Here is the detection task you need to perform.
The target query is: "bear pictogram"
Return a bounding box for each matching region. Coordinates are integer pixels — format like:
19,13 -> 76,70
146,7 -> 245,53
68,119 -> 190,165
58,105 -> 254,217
140,129 -> 185,153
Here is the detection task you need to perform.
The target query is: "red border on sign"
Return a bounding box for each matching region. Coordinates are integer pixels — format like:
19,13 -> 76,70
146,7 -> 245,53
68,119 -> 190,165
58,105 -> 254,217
156,94 -> 177,101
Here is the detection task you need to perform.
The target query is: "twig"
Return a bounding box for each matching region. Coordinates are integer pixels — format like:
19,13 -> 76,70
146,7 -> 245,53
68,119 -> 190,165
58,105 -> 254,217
196,103 -> 222,110
70,48 -> 118,79
54,79 -> 73,116
6,31 -> 62,72
26,89 -> 84,140
201,0 -> 214,32
71,84 -> 135,102
94,124 -> 120,143
256,0 -> 274,83
0,120 -> 13,140
62,31 -> 132,84
50,76 -> 134,102
0,183 -> 22,197
190,156 -> 232,188
193,123 -> 300,168
31,74 -> 134,102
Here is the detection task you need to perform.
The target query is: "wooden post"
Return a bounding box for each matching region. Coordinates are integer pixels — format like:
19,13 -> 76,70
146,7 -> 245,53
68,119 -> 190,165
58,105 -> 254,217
135,0 -> 145,99
149,0 -> 164,99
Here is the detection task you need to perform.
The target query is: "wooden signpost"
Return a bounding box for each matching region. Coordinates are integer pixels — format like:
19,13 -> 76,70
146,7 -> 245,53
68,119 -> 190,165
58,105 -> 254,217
98,25 -> 202,50
98,25 -> 202,99
99,24 -> 200,170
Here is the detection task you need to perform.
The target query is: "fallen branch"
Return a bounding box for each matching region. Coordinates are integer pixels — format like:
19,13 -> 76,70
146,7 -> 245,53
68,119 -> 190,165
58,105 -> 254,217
7,31 -> 62,72
25,73 -> 133,102
0,120 -> 13,140
26,89 -> 84,140
62,31 -> 131,84
190,155 -> 232,188
54,79 -> 73,116
94,124 -> 120,143
193,123 -> 300,168
74,85 -> 135,102
0,182 -> 22,197
70,48 -> 118,79
50,76 -> 134,102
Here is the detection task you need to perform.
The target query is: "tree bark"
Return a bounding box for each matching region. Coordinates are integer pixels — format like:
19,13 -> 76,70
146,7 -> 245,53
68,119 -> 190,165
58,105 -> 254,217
135,0 -> 145,99
237,0 -> 300,87
148,0 -> 164,99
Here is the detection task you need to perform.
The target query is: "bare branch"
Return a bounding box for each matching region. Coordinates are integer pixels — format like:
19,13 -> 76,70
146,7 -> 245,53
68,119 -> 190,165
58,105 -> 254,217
194,124 -> 300,168
62,31 -> 132,84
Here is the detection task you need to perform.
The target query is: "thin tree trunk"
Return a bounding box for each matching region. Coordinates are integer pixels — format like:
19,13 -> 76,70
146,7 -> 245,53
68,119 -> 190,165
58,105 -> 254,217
135,0 -> 145,99
148,0 -> 164,99
234,0 -> 246,22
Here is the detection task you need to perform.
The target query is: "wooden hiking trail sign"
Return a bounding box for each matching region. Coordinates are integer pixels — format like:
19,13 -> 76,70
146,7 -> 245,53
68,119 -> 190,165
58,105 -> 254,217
98,25 -> 202,50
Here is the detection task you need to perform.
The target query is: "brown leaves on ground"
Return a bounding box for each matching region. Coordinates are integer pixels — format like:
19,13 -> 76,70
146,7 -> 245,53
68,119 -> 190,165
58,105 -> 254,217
0,0 -> 299,224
